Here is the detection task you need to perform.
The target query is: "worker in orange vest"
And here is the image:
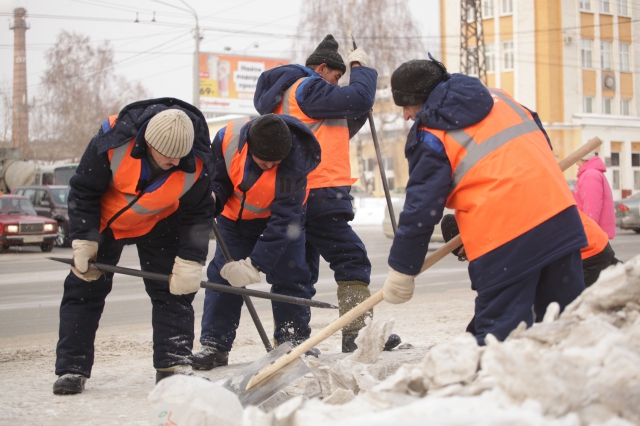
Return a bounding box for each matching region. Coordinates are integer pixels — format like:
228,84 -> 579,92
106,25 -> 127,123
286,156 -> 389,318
382,56 -> 587,345
192,114 -> 321,370
254,35 -> 400,352
53,99 -> 215,394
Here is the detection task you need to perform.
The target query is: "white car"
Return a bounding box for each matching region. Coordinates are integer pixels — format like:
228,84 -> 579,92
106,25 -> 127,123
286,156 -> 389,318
382,194 -> 453,241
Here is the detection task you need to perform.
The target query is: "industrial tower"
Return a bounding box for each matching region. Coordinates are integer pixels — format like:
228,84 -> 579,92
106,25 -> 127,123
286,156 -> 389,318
460,0 -> 487,85
11,8 -> 29,152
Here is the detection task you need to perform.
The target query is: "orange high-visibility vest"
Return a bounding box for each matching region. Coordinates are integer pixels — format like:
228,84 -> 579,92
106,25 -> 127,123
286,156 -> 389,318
99,115 -> 204,239
425,89 -> 576,261
579,210 -> 608,259
220,121 -> 278,221
274,78 -> 357,189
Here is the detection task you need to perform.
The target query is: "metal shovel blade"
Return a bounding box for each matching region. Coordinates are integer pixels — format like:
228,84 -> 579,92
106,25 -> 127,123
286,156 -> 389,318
223,342 -> 309,407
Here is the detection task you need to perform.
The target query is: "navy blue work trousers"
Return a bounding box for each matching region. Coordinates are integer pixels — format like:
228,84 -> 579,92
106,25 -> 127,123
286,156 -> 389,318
305,187 -> 371,285
468,249 -> 585,345
55,216 -> 196,377
200,216 -> 315,352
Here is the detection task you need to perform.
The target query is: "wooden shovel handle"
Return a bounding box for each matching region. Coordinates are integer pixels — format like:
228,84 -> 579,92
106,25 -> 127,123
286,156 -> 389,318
246,136 -> 603,391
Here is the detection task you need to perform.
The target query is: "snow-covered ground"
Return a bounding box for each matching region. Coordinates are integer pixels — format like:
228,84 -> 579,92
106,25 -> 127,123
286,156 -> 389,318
2,200 -> 639,425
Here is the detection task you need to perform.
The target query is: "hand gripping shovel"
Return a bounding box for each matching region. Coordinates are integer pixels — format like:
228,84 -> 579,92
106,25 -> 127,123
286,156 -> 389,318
242,136 -> 603,393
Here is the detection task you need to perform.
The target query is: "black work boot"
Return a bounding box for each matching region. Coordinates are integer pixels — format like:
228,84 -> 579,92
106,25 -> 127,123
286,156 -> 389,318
53,374 -> 87,395
191,346 -> 229,371
342,333 -> 402,353
155,365 -> 211,384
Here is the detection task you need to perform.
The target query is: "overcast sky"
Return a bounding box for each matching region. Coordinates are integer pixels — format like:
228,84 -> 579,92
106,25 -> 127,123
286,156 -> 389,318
0,0 -> 439,105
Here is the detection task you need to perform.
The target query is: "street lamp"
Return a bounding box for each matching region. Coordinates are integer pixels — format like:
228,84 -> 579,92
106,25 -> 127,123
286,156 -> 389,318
151,0 -> 201,107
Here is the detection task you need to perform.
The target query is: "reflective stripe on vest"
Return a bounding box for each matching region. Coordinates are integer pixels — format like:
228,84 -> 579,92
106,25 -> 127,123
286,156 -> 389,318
275,77 -> 356,189
422,88 -> 576,260
220,120 -> 276,221
579,210 -> 608,259
99,138 -> 204,239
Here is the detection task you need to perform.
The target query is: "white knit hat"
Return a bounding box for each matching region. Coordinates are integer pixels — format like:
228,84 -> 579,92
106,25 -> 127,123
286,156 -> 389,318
582,150 -> 598,161
145,109 -> 194,158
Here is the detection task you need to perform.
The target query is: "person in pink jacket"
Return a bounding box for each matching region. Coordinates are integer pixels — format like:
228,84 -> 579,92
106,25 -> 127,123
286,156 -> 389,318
573,151 -> 616,239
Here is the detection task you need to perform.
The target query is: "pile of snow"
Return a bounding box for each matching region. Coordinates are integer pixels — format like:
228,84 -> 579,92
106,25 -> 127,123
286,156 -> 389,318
150,256 -> 640,426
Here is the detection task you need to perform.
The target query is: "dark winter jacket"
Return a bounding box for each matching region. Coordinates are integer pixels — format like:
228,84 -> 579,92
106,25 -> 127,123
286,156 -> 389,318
389,74 -> 586,289
254,64 -> 377,138
254,64 -> 377,219
211,114 -> 321,274
68,98 -> 216,263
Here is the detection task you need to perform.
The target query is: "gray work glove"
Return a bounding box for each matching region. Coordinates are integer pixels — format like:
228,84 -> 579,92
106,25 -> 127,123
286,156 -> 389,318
168,257 -> 203,295
220,258 -> 261,287
348,47 -> 370,68
71,240 -> 102,282
382,267 -> 415,304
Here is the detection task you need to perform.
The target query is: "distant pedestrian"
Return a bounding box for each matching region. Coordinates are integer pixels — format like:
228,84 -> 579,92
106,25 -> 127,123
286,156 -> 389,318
574,150 -> 616,239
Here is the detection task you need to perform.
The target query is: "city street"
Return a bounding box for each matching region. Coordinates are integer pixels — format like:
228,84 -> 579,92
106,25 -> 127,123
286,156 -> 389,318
1,225 -> 639,339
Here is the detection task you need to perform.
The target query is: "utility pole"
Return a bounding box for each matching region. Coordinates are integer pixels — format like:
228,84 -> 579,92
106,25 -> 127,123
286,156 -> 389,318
460,0 -> 487,85
178,0 -> 201,108
151,0 -> 201,107
10,8 -> 29,152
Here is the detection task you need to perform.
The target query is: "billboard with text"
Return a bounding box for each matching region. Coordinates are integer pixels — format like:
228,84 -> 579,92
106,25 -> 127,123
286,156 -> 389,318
199,53 -> 289,115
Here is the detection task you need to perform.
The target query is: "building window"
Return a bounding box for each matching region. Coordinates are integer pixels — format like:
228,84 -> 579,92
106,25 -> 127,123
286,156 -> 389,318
485,43 -> 496,72
621,99 -> 631,115
617,0 -> 628,15
581,39 -> 593,68
613,170 -> 620,189
584,96 -> 594,113
483,0 -> 494,18
601,41 -> 612,70
599,0 -> 610,13
603,97 -> 612,114
620,42 -> 630,72
611,152 -> 620,166
632,153 -> 640,167
634,170 -> 640,190
501,0 -> 513,15
579,0 -> 591,11
503,40 -> 514,70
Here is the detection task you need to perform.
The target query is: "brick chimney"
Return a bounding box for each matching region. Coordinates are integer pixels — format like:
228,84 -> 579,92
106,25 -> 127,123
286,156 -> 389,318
11,8 -> 29,152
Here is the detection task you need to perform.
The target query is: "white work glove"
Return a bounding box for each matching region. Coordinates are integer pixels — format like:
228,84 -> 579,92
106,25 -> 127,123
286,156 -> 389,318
348,47 -> 370,68
169,257 -> 203,295
71,240 -> 101,282
220,258 -> 261,287
382,267 -> 415,304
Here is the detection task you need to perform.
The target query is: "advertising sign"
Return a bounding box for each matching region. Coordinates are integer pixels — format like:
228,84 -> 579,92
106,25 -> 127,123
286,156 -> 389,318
199,53 -> 289,115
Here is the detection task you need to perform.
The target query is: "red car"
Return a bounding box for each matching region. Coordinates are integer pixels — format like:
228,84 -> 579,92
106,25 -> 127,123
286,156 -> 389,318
0,195 -> 58,253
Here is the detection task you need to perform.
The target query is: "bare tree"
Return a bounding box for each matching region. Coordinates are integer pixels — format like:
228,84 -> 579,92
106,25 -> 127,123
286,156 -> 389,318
0,80 -> 12,144
293,0 -> 431,193
29,31 -> 150,162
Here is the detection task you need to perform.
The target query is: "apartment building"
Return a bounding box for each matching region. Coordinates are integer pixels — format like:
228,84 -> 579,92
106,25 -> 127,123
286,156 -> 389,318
440,0 -> 640,199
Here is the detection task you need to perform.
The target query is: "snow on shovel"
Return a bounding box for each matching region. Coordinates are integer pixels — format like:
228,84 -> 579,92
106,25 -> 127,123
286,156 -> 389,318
242,136 -> 603,393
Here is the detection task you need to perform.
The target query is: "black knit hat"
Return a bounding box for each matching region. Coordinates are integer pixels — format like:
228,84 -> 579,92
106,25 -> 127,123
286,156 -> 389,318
441,214 -> 466,261
391,57 -> 448,106
305,34 -> 346,74
247,114 -> 292,162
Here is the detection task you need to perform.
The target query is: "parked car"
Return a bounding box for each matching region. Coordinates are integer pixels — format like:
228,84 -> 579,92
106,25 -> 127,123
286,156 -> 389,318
615,192 -> 640,233
12,185 -> 70,247
382,190 -> 454,241
0,195 -> 58,252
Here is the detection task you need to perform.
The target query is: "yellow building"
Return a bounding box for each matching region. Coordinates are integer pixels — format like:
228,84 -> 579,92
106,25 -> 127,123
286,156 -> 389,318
439,0 -> 640,200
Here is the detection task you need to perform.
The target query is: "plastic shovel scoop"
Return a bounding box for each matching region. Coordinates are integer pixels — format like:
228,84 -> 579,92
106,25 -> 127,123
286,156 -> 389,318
222,341 -> 309,407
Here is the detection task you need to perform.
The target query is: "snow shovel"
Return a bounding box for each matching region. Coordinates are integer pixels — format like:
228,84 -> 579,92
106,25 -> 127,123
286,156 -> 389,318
222,341 -> 308,407
211,219 -> 274,353
352,34 -> 398,233
243,136 -> 603,392
47,257 -> 338,309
